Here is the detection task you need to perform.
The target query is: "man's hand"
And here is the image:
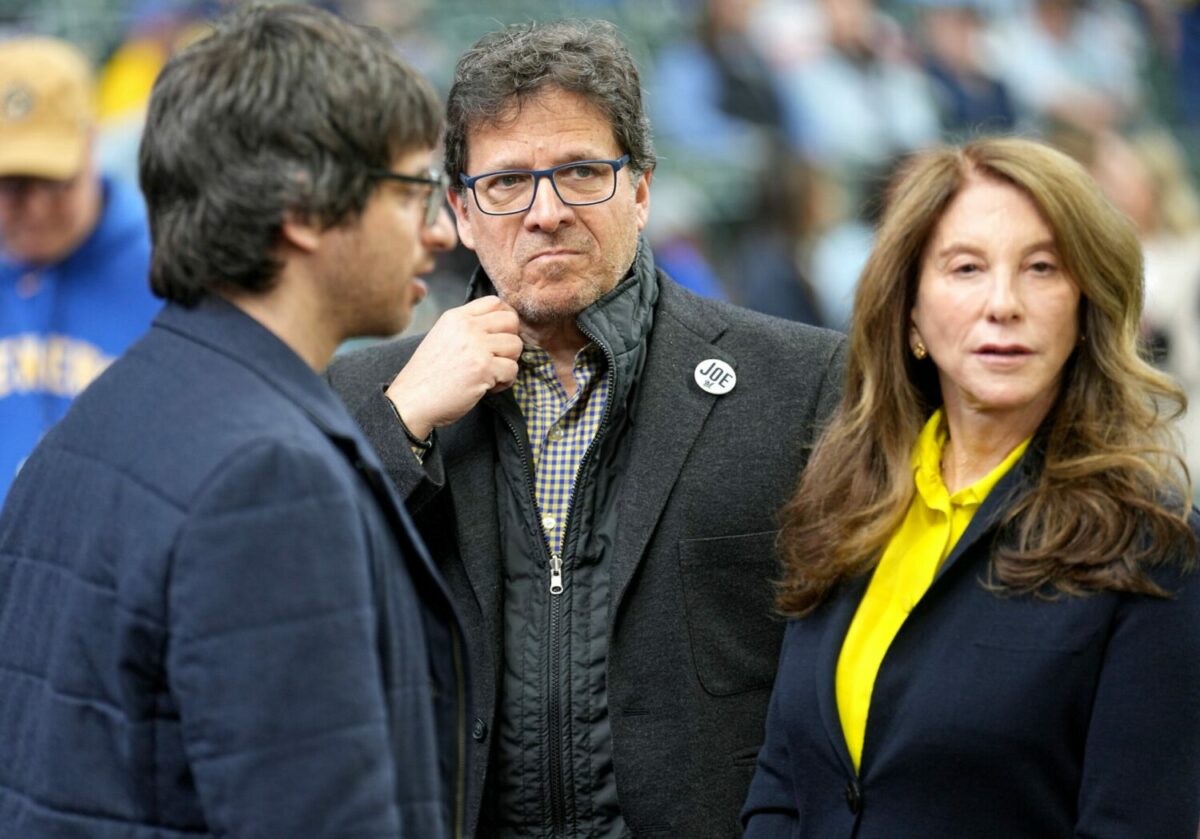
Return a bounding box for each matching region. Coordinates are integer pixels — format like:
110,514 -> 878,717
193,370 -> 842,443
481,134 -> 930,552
386,296 -> 522,439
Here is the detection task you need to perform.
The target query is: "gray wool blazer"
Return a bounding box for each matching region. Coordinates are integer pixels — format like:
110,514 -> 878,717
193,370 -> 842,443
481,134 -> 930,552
329,274 -> 847,837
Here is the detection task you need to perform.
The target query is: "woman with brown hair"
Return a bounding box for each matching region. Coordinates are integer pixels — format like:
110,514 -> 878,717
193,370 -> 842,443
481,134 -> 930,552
741,136 -> 1200,838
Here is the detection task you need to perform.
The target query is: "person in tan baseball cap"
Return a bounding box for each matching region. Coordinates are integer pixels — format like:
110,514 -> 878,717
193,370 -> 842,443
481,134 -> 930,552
0,35 -> 158,503
0,36 -> 103,265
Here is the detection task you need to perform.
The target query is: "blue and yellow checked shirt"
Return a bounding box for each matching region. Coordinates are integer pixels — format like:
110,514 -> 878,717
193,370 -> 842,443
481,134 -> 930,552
511,343 -> 609,556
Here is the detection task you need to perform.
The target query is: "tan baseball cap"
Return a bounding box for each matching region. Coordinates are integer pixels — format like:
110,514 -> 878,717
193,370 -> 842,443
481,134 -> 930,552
0,37 -> 94,181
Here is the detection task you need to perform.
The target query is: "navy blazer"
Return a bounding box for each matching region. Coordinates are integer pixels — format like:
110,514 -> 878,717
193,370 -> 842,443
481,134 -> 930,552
0,299 -> 466,838
742,455 -> 1200,838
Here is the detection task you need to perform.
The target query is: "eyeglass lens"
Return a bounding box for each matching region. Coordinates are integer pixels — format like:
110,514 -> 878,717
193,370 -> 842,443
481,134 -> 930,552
421,172 -> 448,227
474,162 -> 616,214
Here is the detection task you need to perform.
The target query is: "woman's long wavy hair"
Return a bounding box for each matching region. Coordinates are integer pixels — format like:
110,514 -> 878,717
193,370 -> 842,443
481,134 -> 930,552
776,137 -> 1196,618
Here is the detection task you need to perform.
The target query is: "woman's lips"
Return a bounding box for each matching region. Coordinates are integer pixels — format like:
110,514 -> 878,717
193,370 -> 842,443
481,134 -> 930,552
975,344 -> 1033,366
976,344 -> 1032,356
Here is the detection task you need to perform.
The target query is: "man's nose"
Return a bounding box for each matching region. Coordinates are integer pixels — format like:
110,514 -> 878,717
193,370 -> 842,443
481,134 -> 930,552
523,173 -> 573,233
422,204 -> 458,253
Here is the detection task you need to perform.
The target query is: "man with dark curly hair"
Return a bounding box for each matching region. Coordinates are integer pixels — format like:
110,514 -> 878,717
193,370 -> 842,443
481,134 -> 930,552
0,6 -> 464,837
330,19 -> 845,837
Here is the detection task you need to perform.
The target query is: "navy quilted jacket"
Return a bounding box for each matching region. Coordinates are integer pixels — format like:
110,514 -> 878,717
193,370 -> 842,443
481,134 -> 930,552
0,298 -> 467,838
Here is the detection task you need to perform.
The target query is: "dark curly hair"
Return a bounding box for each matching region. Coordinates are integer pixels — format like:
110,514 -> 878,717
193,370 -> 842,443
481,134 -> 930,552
138,3 -> 442,305
443,19 -> 656,186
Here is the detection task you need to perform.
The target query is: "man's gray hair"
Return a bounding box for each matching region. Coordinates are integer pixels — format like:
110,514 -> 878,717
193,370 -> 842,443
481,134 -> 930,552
444,19 -> 656,185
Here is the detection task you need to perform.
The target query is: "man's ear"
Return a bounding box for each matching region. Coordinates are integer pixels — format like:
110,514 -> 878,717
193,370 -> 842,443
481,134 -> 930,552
280,212 -> 323,254
633,166 -> 653,232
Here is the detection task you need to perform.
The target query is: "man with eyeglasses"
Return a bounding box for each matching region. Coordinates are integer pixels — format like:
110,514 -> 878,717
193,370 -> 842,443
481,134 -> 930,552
0,6 -> 466,838
0,36 -> 161,502
330,19 -> 846,838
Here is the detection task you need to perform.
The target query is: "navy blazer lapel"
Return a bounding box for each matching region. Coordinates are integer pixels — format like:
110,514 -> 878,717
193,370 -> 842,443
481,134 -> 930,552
933,454 -> 1035,585
609,287 -> 729,616
815,576 -> 867,777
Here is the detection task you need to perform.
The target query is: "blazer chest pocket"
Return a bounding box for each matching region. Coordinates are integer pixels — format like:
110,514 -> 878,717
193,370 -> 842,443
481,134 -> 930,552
679,530 -> 785,697
970,617 -> 1103,655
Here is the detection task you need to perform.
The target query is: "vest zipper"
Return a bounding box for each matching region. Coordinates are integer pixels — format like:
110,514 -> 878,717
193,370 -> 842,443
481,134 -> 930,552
549,552 -> 564,594
547,585 -> 567,831
500,323 -> 617,835
540,322 -> 617,834
498,414 -> 570,833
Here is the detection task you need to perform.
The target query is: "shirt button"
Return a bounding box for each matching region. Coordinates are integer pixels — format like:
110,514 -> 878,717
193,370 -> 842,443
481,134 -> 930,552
471,718 -> 488,742
547,426 -> 565,442
542,515 -> 557,531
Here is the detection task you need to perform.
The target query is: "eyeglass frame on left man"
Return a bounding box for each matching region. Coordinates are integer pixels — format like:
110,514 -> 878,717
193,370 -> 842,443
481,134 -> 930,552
368,167 -> 449,227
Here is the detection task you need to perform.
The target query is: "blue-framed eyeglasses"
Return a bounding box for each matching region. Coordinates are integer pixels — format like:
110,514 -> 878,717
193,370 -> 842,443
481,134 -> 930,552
458,155 -> 630,216
368,167 -> 449,227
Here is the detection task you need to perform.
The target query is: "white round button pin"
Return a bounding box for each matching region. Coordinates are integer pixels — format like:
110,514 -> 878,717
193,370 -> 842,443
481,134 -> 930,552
694,358 -> 736,395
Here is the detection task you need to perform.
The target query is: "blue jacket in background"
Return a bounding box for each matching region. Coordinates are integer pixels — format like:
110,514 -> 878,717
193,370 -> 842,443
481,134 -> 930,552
0,298 -> 468,838
0,175 -> 161,502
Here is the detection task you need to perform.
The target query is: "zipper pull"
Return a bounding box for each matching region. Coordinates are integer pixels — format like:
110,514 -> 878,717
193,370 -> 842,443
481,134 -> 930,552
549,553 -> 564,595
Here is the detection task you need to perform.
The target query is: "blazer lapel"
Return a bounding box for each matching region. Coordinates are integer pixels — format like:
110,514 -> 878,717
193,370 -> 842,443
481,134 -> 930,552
441,412 -> 505,654
815,576 -> 867,777
933,457 -> 1034,585
609,296 -> 729,616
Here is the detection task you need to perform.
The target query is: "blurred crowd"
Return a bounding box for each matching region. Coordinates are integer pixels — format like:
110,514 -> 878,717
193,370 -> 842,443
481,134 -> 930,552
3,0 -> 1199,496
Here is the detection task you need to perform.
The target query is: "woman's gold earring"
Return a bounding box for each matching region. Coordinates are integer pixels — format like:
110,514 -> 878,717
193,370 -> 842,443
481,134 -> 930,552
912,340 -> 927,360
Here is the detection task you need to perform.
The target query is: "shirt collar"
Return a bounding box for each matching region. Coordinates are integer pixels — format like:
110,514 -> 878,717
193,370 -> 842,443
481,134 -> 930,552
913,408 -> 1033,509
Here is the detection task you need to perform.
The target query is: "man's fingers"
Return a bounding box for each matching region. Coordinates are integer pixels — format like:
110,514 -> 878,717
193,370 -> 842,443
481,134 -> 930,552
485,332 -> 525,361
474,308 -> 522,336
487,358 -> 519,393
461,294 -> 517,316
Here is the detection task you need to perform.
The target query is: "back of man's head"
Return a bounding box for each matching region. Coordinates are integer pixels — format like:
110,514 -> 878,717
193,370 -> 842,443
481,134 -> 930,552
0,37 -> 93,182
138,3 -> 442,306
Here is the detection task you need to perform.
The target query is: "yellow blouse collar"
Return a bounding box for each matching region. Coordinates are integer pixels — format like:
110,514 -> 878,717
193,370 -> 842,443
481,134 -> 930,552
912,409 -> 1032,510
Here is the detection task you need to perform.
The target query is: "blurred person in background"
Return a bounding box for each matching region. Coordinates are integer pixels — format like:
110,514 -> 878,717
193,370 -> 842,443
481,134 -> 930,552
0,5 -> 464,836
649,0 -> 789,307
743,137 -> 1199,837
651,0 -> 788,165
329,18 -> 845,837
763,0 -> 940,176
911,0 -> 1016,137
985,0 -> 1146,131
806,155 -> 906,331
0,35 -> 160,503
744,0 -> 940,330
733,149 -> 825,325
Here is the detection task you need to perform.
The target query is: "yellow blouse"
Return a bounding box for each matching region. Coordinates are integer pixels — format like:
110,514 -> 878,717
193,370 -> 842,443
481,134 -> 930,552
835,410 -> 1030,771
